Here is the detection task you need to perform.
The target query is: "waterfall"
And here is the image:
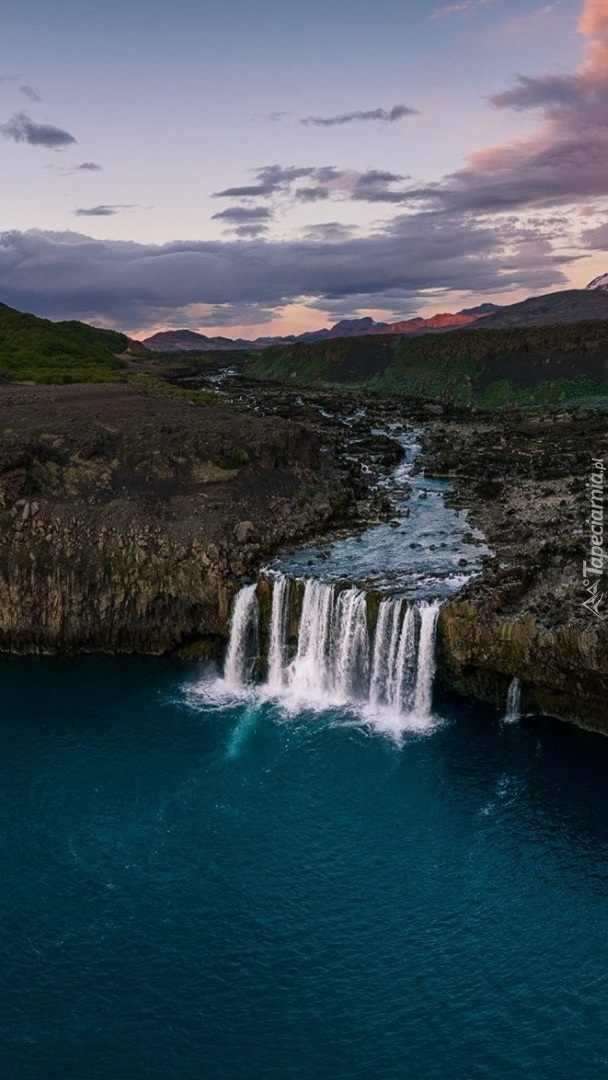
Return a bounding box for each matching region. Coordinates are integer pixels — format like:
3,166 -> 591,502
412,601 -> 441,717
391,604 -> 417,713
223,584 -> 259,689
332,588 -> 369,700
504,677 -> 522,723
288,579 -> 335,697
267,573 -> 290,691
224,574 -> 442,721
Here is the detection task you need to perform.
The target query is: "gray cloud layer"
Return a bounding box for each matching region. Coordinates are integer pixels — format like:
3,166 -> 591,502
0,221 -> 570,331
0,112 -> 76,148
300,104 -> 419,127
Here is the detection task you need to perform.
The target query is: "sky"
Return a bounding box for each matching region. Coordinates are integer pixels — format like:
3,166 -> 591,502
1,0 -> 608,339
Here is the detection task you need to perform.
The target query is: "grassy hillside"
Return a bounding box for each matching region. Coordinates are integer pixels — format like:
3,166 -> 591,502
248,320 -> 608,408
0,302 -> 130,383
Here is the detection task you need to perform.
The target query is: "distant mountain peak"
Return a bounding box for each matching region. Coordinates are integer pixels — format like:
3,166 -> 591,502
587,273 -> 608,293
332,316 -> 379,330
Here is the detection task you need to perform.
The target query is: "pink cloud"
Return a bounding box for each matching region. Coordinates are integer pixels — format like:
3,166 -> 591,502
579,0 -> 608,37
413,0 -> 608,213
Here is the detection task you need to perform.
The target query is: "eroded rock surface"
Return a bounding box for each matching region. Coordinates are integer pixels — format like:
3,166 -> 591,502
423,412 -> 608,731
0,383 -> 378,653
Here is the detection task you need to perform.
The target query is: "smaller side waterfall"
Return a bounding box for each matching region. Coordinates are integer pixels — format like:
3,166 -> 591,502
223,584 -> 259,689
224,574 -> 441,722
504,677 -> 522,723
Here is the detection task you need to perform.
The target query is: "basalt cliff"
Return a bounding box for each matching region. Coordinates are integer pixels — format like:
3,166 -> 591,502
0,383 -> 391,655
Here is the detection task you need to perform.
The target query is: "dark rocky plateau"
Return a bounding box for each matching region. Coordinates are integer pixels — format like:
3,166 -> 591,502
0,382 -> 393,654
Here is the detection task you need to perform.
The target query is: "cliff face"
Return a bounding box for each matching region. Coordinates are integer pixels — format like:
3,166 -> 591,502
425,412 -> 608,732
0,384 -> 370,654
438,601 -> 608,732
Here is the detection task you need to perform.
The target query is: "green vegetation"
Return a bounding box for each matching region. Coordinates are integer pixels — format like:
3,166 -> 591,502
0,303 -> 220,405
215,448 -> 250,470
248,320 -> 608,409
0,302 -> 130,383
127,375 -> 218,406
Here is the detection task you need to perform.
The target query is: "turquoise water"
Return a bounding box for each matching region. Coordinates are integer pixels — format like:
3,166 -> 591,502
2,656 -> 608,1079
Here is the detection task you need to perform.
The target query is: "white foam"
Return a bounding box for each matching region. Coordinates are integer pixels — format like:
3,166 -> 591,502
219,575 -> 443,738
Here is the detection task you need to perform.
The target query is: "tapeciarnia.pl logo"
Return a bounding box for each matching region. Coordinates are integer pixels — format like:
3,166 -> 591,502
582,458 -> 605,619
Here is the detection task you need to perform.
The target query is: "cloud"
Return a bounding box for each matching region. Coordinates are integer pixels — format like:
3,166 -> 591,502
0,112 -> 76,148
233,224 -> 270,238
401,0 -> 608,214
255,164 -> 320,186
300,222 -> 361,241
582,216 -> 608,247
73,205 -> 139,217
489,74 -> 585,111
211,206 -> 273,224
431,0 -> 493,17
294,186 -> 331,202
250,111 -> 291,123
19,85 -> 41,103
300,104 -> 419,127
351,169 -> 412,203
0,221 -> 572,332
214,163 -> 414,209
579,0 -> 608,35
213,183 -> 279,198
54,161 -> 104,176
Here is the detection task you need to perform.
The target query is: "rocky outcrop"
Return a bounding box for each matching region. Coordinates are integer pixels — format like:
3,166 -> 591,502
0,383 -> 384,654
438,600 -> 608,732
424,411 -> 608,731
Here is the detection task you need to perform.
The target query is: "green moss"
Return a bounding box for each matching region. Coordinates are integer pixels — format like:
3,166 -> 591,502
216,448 -> 250,470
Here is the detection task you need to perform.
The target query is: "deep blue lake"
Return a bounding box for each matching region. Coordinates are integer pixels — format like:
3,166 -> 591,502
2,656 -> 608,1079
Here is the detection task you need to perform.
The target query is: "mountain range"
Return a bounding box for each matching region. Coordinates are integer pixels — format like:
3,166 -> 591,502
141,278 -> 608,352
141,304 -> 501,352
